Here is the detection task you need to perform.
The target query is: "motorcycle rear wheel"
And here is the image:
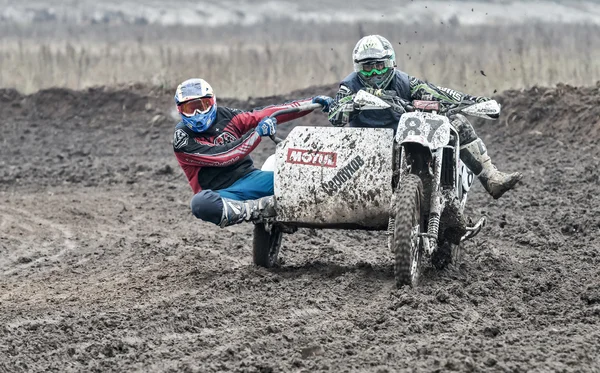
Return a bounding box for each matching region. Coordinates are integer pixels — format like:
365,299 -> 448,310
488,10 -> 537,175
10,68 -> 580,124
393,174 -> 425,288
253,223 -> 282,268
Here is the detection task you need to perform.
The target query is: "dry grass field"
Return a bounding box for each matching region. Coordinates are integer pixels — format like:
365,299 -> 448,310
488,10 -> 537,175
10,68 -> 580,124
1,21 -> 599,98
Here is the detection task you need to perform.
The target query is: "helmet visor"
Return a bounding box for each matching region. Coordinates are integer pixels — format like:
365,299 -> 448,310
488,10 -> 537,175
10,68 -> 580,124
177,97 -> 215,117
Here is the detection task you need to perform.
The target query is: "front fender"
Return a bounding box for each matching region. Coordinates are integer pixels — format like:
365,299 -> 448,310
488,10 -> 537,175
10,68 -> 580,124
401,135 -> 434,155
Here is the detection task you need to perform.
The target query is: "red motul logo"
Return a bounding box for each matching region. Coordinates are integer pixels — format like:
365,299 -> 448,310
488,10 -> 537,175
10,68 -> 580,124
286,148 -> 337,168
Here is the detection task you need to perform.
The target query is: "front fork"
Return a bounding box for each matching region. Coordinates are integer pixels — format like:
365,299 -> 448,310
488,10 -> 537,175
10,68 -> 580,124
388,146 -> 446,256
423,147 -> 445,255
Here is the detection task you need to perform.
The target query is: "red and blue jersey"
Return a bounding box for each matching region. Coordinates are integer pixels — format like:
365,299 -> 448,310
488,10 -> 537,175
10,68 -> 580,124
173,100 -> 312,194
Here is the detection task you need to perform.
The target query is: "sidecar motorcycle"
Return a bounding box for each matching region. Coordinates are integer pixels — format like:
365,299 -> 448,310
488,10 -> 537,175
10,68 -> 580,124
255,91 -> 500,287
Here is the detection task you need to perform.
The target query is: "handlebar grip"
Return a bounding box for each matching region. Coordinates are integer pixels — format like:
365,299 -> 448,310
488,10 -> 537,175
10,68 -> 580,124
269,134 -> 284,144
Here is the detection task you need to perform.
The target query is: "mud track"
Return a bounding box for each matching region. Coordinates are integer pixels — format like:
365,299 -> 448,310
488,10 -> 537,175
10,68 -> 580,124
1,82 -> 599,372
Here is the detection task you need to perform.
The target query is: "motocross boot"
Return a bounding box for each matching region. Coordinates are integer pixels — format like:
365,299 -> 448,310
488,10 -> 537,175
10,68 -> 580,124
219,196 -> 277,228
460,139 -> 523,199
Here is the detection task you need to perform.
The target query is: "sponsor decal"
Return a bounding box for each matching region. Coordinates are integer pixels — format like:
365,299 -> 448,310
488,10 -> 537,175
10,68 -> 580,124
468,101 -> 500,115
412,100 -> 439,111
213,131 -> 237,145
173,129 -> 188,149
321,155 -> 365,195
192,131 -> 236,145
286,148 -> 337,168
437,87 -> 463,103
184,156 -> 240,167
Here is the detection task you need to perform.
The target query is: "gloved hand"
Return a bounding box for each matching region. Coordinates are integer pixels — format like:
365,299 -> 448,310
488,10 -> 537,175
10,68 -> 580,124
312,95 -> 333,112
475,96 -> 492,103
256,117 -> 277,137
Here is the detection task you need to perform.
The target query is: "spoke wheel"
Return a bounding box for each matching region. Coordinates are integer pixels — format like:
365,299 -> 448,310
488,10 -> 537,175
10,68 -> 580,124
393,174 -> 424,288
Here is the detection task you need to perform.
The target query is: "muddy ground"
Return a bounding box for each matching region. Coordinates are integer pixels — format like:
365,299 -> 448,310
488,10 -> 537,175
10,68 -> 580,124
0,82 -> 599,372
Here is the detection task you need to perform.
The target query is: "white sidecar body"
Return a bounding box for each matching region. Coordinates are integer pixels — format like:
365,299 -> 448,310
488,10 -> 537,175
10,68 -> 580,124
272,127 -> 394,229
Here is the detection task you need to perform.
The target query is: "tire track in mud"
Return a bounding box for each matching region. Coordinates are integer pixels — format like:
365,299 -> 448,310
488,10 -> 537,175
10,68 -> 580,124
0,192 -> 141,273
0,205 -> 76,275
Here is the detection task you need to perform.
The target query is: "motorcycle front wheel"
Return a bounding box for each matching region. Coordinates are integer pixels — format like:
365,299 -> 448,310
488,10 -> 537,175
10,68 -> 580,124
393,174 -> 425,288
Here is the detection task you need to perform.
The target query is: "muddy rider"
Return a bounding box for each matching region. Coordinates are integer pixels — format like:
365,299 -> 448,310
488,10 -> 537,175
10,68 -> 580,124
172,78 -> 333,227
328,35 -> 522,199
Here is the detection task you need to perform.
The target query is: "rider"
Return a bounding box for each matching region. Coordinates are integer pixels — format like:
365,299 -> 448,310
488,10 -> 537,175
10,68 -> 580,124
173,78 -> 333,227
328,35 -> 522,199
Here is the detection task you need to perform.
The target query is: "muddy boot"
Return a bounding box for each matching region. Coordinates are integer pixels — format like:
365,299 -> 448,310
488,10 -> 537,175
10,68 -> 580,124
219,196 -> 276,228
460,139 -> 522,199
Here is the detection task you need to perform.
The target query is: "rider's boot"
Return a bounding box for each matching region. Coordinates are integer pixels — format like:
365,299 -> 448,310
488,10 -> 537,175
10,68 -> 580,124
460,139 -> 523,199
219,196 -> 276,228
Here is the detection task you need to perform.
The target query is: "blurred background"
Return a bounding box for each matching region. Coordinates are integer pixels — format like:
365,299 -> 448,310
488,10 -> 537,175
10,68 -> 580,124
1,0 -> 599,98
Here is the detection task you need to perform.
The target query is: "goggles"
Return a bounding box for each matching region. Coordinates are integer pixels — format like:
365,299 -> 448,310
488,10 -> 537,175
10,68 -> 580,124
359,60 -> 392,77
177,96 -> 215,117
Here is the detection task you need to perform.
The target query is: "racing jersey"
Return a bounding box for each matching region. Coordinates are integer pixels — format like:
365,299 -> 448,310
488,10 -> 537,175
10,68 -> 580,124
173,99 -> 312,194
328,70 -> 490,129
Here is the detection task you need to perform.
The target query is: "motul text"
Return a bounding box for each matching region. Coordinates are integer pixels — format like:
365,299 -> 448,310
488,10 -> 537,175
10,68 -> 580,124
286,148 -> 338,168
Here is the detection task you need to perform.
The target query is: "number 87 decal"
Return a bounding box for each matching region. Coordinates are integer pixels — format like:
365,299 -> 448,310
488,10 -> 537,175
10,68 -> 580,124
401,117 -> 446,143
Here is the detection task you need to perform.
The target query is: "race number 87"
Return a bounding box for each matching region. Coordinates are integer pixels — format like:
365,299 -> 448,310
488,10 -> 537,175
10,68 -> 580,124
402,117 -> 445,142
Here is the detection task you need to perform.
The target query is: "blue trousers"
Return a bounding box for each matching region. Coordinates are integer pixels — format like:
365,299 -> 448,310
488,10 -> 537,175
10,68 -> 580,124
190,170 -> 274,225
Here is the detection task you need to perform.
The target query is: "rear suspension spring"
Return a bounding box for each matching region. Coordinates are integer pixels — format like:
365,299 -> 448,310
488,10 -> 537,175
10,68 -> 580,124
427,213 -> 440,248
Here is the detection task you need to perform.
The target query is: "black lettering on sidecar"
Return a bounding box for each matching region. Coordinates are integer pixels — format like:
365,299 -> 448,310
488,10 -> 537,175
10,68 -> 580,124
321,155 -> 365,196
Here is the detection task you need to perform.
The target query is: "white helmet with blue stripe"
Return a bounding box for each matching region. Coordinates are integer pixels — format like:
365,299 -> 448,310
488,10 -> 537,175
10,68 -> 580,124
174,78 -> 217,132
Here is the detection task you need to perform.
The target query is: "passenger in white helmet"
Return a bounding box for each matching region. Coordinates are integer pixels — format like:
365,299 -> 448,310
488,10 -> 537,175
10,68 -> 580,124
173,78 -> 333,227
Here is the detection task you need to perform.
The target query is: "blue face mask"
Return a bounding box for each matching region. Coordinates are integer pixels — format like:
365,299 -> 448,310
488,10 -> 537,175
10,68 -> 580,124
181,104 -> 217,132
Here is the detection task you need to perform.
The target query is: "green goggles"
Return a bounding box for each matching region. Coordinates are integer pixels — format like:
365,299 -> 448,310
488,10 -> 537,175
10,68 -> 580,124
359,60 -> 390,77
360,67 -> 389,77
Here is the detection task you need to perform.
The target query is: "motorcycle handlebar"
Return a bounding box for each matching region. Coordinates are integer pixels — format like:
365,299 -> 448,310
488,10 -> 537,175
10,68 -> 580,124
372,94 -> 478,116
444,100 -> 477,116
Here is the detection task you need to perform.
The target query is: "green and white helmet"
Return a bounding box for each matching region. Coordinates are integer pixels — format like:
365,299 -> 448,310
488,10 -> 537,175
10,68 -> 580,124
352,35 -> 396,89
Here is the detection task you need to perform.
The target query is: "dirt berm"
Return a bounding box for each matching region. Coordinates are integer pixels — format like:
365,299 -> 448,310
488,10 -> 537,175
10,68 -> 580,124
0,82 -> 599,372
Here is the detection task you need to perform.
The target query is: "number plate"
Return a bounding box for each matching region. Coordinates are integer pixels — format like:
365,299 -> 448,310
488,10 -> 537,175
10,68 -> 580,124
396,112 -> 451,149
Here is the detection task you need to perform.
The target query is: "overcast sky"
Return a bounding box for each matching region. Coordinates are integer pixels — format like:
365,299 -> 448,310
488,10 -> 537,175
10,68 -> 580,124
1,0 -> 600,26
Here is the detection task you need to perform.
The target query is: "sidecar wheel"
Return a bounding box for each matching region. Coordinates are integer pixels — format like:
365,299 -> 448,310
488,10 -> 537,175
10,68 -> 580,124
253,223 -> 282,268
432,241 -> 463,270
451,242 -> 463,267
393,174 -> 425,288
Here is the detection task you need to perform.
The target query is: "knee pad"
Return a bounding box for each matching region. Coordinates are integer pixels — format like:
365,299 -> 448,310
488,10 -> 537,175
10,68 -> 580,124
190,190 -> 224,225
451,113 -> 478,145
